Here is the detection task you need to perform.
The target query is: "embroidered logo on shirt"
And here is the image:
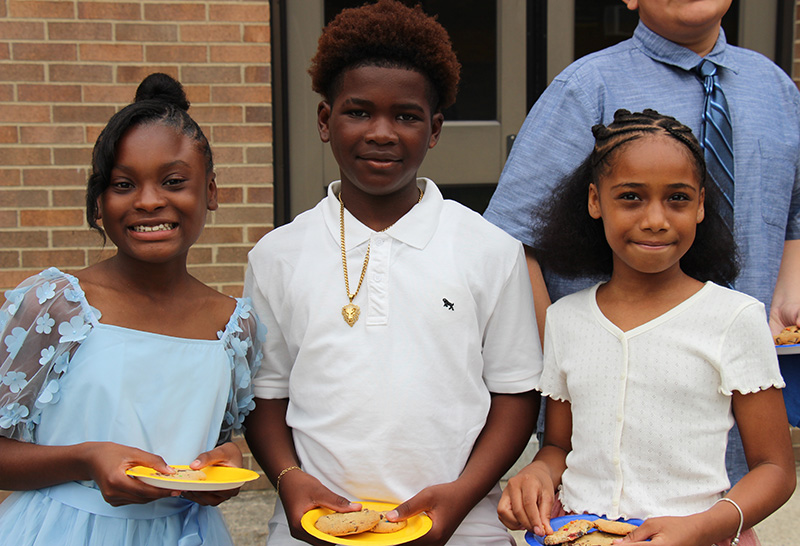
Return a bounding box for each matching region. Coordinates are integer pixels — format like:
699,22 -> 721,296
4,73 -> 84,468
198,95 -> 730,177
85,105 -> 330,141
442,298 -> 455,311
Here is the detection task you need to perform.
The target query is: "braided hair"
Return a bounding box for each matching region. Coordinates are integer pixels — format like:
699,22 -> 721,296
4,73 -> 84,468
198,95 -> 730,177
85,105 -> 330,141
86,73 -> 214,241
534,108 -> 738,285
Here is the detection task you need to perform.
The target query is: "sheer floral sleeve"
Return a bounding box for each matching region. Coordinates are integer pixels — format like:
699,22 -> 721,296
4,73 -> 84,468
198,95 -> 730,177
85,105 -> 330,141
0,268 -> 98,443
217,298 -> 265,445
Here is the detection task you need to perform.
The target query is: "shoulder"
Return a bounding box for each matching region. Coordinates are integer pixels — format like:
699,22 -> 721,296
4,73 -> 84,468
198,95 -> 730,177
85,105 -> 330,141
3,268 -> 87,318
441,200 -> 522,253
698,282 -> 767,323
726,45 -> 800,95
551,37 -> 638,84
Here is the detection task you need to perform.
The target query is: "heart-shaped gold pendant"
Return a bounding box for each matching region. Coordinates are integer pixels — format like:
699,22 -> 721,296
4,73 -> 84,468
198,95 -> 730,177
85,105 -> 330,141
342,303 -> 360,327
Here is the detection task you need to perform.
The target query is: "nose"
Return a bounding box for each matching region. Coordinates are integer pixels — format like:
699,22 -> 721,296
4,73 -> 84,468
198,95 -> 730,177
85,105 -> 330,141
365,115 -> 398,145
134,183 -> 167,212
640,201 -> 669,232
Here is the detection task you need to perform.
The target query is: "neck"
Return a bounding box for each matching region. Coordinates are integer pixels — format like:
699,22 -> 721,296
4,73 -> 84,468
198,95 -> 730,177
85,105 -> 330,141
339,182 -> 422,231
604,262 -> 701,301
104,253 -> 193,297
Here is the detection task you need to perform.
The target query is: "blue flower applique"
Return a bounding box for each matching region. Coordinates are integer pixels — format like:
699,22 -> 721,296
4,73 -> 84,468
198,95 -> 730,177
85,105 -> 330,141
53,353 -> 69,374
0,402 -> 29,429
35,313 -> 55,335
4,287 -> 29,317
35,379 -> 61,408
2,371 -> 28,393
58,316 -> 91,343
64,287 -> 85,303
229,336 -> 250,359
237,393 -> 256,415
39,268 -> 62,281
39,345 -> 56,366
238,302 -> 253,320
4,327 -> 27,358
36,282 -> 57,305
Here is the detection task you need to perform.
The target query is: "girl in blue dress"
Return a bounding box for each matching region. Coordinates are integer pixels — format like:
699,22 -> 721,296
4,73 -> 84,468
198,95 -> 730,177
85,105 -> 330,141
0,73 -> 264,545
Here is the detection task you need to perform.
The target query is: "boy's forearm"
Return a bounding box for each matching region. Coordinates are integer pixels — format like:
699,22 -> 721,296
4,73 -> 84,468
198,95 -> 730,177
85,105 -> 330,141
454,391 -> 539,506
243,397 -> 300,485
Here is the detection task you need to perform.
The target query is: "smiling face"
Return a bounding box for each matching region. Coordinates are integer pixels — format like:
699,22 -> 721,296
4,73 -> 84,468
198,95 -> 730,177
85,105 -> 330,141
98,122 -> 217,265
317,65 -> 443,204
588,134 -> 705,281
623,0 -> 731,54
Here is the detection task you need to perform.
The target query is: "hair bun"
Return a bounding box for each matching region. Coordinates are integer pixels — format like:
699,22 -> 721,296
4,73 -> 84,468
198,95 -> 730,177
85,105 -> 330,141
134,72 -> 190,110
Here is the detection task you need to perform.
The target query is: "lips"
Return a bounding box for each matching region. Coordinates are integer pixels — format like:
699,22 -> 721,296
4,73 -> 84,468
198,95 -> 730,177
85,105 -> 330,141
130,223 -> 177,233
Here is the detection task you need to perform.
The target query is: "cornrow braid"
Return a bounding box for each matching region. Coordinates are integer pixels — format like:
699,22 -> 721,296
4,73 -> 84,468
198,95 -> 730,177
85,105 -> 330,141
591,109 -> 706,184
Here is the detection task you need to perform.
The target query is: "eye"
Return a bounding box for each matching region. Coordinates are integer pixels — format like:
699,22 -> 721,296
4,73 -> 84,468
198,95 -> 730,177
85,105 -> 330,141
397,113 -> 421,122
347,109 -> 369,118
668,192 -> 690,201
618,192 -> 640,201
164,177 -> 187,187
110,180 -> 133,191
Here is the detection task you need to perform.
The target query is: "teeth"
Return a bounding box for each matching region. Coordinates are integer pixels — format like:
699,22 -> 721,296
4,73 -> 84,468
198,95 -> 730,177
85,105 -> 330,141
132,223 -> 176,233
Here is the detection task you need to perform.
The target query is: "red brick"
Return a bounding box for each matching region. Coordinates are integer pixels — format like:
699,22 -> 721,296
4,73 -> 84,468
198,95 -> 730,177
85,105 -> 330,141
246,146 -> 272,164
0,211 -> 18,228
0,21 -> 45,40
80,43 -> 143,62
13,43 -> 77,62
187,246 -> 212,264
53,105 -> 116,123
0,148 -> 51,167
21,209 -> 84,227
0,44 -> 9,61
52,189 -> 86,207
116,23 -> 178,42
52,229 -> 104,248
0,270 -> 42,291
209,3 -> 269,23
180,24 -> 240,43
117,65 -> 178,83
184,85 -> 210,103
217,186 -> 243,203
53,147 -> 93,167
8,1 -> 75,19
209,44 -> 269,63
247,225 -> 271,243
0,1 -> 6,17
0,105 -> 50,123
0,85 -> 12,101
245,105 -> 271,123
77,2 -> 141,20
22,249 -> 85,268
86,247 -> 116,264
213,205 -> 271,225
0,251 -> 20,269
48,22 -> 113,41
243,25 -> 269,43
86,126 -> 104,143
210,146 -> 244,164
0,127 -> 18,144
219,284 -> 244,298
18,84 -> 81,102
83,84 -> 137,103
196,226 -> 243,244
244,65 -> 270,84
21,126 -> 85,145
50,64 -> 113,83
212,85 -> 270,104
216,245 -> 250,263
0,170 -> 22,187
247,186 -> 273,204
23,168 -> 88,187
190,105 -> 243,123
145,3 -> 206,22
181,65 -> 241,84
0,63 -> 45,82
0,230 -> 48,248
189,264 -> 244,284
217,165 -> 273,185
146,44 -> 207,63
213,125 -> 271,143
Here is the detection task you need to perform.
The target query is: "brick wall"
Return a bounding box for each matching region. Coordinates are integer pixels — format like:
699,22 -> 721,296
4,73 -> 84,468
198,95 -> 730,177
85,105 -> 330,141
0,0 -> 273,296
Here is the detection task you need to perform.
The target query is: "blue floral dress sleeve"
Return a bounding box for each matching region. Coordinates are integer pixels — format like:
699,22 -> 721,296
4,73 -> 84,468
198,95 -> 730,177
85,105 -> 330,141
0,268 -> 98,443
216,297 -> 265,445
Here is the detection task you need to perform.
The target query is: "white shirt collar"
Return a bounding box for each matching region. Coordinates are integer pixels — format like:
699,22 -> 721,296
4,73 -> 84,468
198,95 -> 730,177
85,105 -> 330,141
322,178 -> 443,251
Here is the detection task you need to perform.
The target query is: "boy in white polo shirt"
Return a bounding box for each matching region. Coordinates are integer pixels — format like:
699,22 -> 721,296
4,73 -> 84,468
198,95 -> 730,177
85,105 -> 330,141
243,2 -> 542,544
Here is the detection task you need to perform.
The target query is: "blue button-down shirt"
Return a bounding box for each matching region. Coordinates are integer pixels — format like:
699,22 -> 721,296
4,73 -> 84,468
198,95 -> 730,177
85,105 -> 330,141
485,22 -> 800,312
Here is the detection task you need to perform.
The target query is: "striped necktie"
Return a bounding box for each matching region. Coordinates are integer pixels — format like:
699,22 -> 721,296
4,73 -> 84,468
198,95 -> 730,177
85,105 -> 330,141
696,59 -> 735,231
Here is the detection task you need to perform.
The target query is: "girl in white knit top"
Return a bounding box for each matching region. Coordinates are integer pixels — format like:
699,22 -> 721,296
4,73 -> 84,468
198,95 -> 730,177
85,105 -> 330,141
498,109 -> 795,546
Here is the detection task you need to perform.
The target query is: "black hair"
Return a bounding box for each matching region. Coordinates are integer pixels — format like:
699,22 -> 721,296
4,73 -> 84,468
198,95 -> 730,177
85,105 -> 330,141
86,72 -> 213,241
308,0 -> 461,111
534,108 -> 739,286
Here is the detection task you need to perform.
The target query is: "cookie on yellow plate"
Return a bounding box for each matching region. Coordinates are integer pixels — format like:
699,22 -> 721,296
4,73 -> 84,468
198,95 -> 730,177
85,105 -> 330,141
372,512 -> 408,533
314,509 -> 381,537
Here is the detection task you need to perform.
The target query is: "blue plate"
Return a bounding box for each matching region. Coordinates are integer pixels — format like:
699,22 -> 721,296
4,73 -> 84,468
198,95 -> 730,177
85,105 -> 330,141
776,343 -> 800,356
525,514 -> 643,545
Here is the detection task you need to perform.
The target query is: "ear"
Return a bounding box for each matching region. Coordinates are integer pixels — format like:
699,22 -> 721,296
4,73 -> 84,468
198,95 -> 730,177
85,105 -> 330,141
621,0 -> 638,11
696,186 -> 705,223
428,112 -> 444,149
206,173 -> 219,211
317,101 -> 332,143
588,183 -> 602,219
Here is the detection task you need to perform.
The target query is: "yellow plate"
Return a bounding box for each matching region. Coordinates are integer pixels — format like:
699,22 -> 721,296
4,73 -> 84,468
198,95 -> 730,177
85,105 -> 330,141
126,465 -> 259,491
301,501 -> 433,545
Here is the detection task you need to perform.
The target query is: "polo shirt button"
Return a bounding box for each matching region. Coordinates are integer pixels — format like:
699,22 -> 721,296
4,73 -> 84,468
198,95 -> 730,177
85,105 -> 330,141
375,238 -> 384,246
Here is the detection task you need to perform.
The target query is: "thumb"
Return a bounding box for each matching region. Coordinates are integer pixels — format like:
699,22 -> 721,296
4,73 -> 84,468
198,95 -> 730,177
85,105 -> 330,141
191,443 -> 242,469
385,496 -> 427,523
317,491 -> 362,514
132,450 -> 173,475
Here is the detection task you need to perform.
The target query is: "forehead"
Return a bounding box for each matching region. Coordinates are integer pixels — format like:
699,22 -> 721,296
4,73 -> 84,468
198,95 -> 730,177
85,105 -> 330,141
603,134 -> 702,185
332,65 -> 436,109
115,123 -> 201,162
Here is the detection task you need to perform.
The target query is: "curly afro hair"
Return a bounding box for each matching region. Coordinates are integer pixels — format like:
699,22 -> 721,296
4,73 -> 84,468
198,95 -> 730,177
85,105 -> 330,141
309,0 -> 461,111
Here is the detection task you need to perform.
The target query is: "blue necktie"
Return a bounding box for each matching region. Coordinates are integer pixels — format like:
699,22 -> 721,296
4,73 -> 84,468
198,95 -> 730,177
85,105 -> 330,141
696,59 -> 735,231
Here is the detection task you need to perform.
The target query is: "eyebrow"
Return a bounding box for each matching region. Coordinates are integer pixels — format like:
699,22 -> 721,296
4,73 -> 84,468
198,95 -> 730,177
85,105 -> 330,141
611,181 -> 698,192
112,160 -> 193,173
343,97 -> 426,113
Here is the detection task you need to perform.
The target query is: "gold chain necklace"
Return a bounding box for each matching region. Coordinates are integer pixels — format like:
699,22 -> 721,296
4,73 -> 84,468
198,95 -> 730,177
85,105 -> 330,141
339,188 -> 423,327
